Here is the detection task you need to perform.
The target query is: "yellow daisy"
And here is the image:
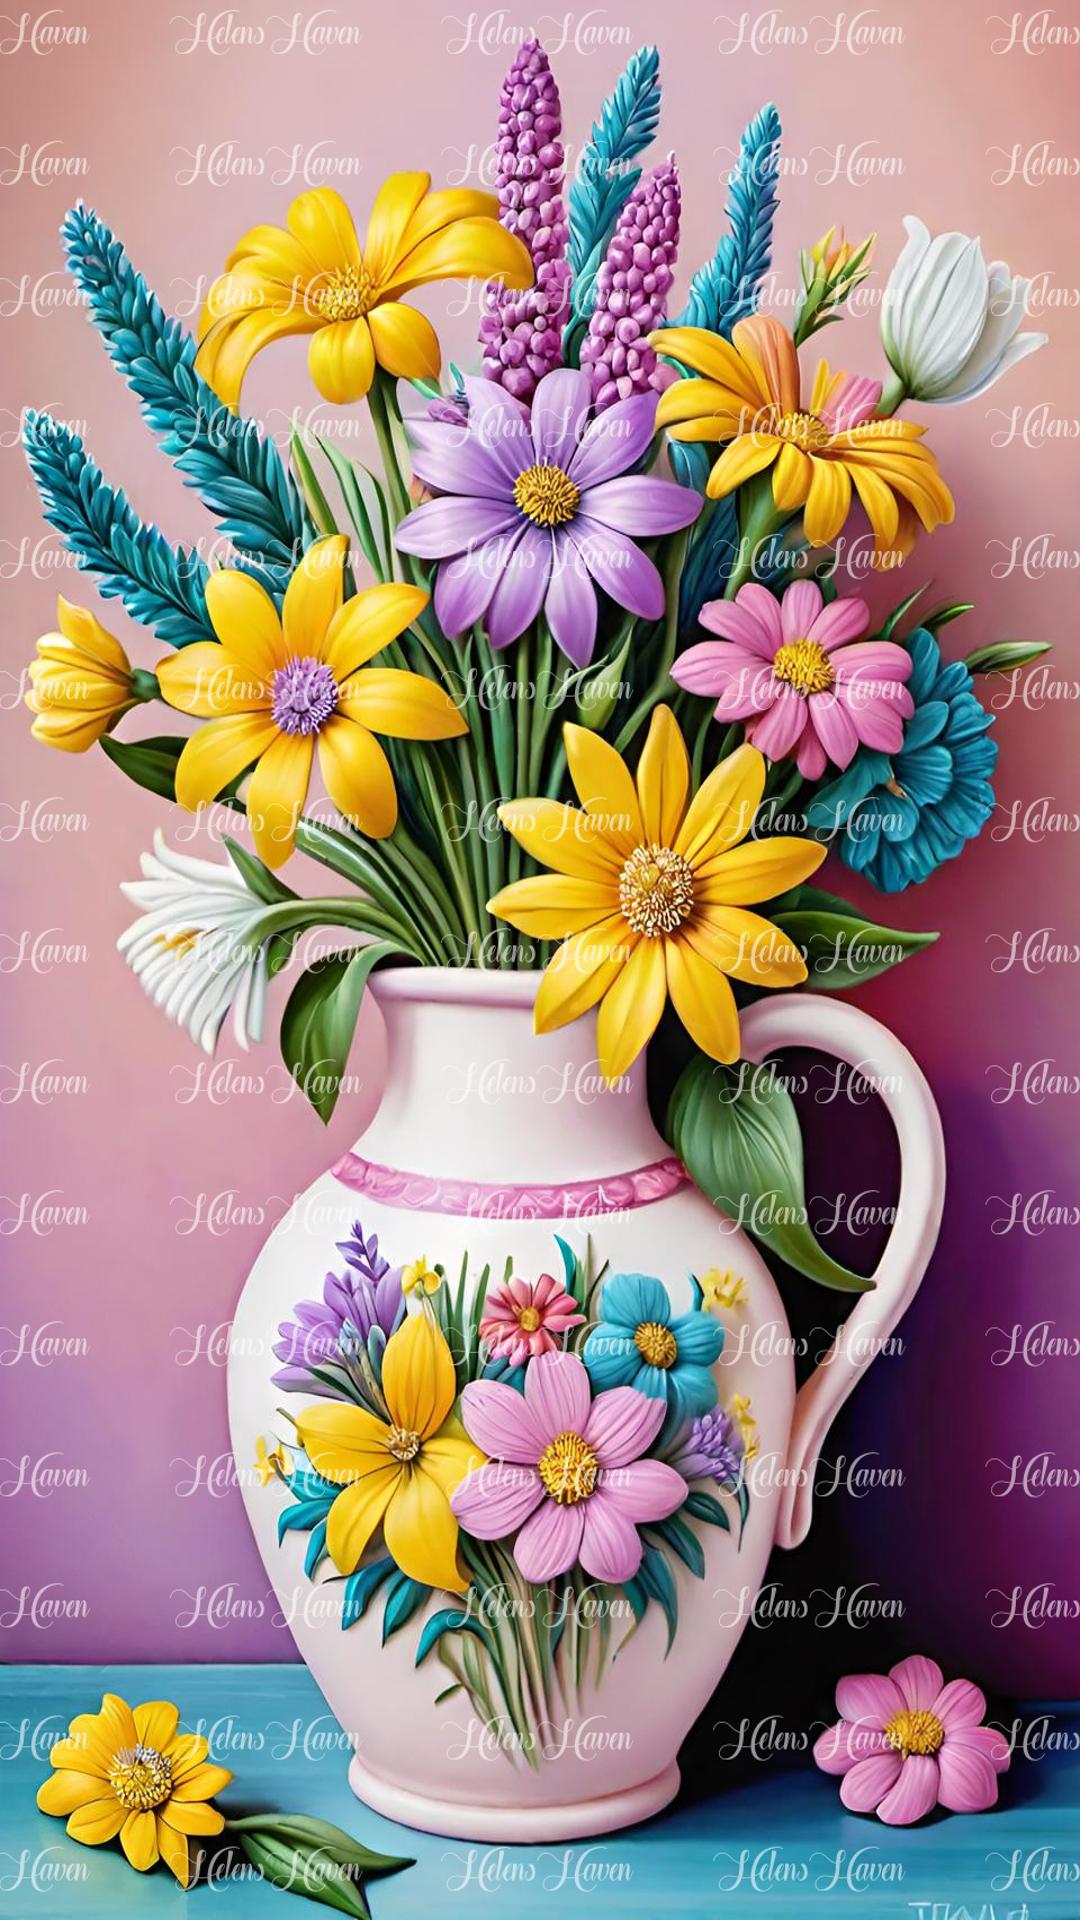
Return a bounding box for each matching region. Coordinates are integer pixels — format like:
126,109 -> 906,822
196,176 -> 532,408
26,598 -> 137,752
157,534 -> 467,867
36,1692 -> 232,1886
488,707 -> 825,1082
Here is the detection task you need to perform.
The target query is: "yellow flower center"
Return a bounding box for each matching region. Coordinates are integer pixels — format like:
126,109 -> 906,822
633,1320 -> 678,1369
155,928 -> 201,957
518,1306 -> 542,1332
619,843 -> 695,938
385,1424 -> 422,1464
513,463 -> 581,528
772,637 -> 835,697
309,263 -> 376,323
538,1430 -> 599,1505
772,408 -> 832,453
109,1745 -> 174,1812
883,1708 -> 945,1758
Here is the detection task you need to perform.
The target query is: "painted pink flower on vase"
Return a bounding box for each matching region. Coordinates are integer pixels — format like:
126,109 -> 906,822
451,1349 -> 686,1583
672,579 -> 914,780
479,1272 -> 585,1366
813,1655 -> 1010,1825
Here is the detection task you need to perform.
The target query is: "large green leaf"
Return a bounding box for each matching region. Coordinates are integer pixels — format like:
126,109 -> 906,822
768,883 -> 937,991
667,1050 -> 873,1294
964,640 -> 1051,675
99,732 -> 186,800
281,942 -> 403,1123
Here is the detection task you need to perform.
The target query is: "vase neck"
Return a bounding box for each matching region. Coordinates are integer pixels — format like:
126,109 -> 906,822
353,972 -> 668,1185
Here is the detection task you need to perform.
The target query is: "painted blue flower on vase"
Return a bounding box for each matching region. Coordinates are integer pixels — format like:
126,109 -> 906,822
583,1272 -> 723,1427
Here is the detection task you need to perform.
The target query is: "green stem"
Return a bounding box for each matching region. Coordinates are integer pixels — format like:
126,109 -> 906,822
367,370 -> 412,525
724,474 -> 785,599
876,370 -> 908,418
613,529 -> 689,755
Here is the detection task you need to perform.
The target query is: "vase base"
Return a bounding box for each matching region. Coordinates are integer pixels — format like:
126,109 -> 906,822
347,1752 -> 681,1842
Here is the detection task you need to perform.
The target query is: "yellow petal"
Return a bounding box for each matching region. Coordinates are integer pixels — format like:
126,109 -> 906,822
665,935 -> 741,1063
689,908 -> 808,987
487,873 -> 613,939
705,433 -> 780,499
563,723 -> 642,853
283,535 -> 348,656
157,643 -> 263,720
287,186 -> 362,271
802,455 -> 852,545
159,1800 -> 225,1837
155,1815 -> 190,1887
495,799 -> 624,881
167,1735 -> 210,1780
174,712 -> 278,814
654,375 -> 749,434
848,461 -> 900,550
395,186 -> 500,256
133,1702 -> 179,1753
325,1465 -> 400,1573
297,1402 -> 391,1483
772,443 -> 814,511
316,715 -> 397,838
246,730 -> 313,868
635,704 -> 689,846
67,1797 -> 126,1845
120,1808 -> 159,1872
99,1695 -> 138,1751
29,704 -> 130,753
309,316 -> 376,404
368,301 -> 440,381
47,1728 -> 110,1777
382,218 -> 532,299
421,1428 -> 486,1497
732,314 -> 801,414
323,582 -> 430,678
652,327 -> 765,405
360,171 -> 430,283
55,598 -> 130,674
696,833 -> 826,905
37,1770 -> 104,1816
595,937 -> 668,1082
383,1463 -> 466,1592
382,1310 -> 457,1439
339,667 -> 467,740
204,571 -> 284,678
168,1763 -> 233,1802
195,305 -> 318,411
534,916 -> 636,1034
675,743 -> 766,866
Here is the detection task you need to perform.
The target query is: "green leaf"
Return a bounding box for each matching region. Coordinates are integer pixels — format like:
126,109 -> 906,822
683,1488 -> 731,1529
772,907 -> 938,991
667,1051 -> 872,1294
290,428 -> 342,540
98,732 -> 249,804
575,618 -> 634,730
315,435 -> 384,578
414,1607 -> 493,1666
281,942 -> 403,1123
223,835 -> 297,907
341,1556 -> 395,1630
638,1545 -> 678,1653
964,639 -> 1052,676
226,1814 -> 411,1877
649,1512 -> 705,1578
922,600 -> 974,630
381,1572 -> 428,1643
877,583 -> 927,640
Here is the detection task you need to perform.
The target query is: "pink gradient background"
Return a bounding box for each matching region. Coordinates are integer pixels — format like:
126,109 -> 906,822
2,0 -> 1078,1696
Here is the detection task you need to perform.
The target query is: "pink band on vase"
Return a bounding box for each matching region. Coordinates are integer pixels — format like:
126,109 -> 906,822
330,1151 -> 691,1220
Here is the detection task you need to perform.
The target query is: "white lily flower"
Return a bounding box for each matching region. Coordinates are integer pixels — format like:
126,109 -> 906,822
118,831 -> 275,1053
881,215 -> 1047,403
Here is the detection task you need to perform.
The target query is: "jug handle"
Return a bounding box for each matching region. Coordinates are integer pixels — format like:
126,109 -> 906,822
737,991 -> 946,1549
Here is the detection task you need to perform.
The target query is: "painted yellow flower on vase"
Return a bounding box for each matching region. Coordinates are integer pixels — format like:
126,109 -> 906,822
157,534 -> 467,867
297,1312 -> 483,1593
196,177 -> 533,408
253,1435 -> 292,1485
700,1269 -> 748,1312
36,1692 -> 232,1886
26,598 -> 137,751
402,1256 -> 442,1297
651,314 -> 954,565
732,1394 -> 760,1460
488,708 -> 825,1083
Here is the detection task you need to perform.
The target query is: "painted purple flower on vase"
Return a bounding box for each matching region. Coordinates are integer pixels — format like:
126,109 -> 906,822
814,1655 -> 1010,1825
395,367 -> 701,666
450,1349 -> 687,1583
672,580 -> 914,780
668,1406 -> 745,1487
272,1219 -> 404,1395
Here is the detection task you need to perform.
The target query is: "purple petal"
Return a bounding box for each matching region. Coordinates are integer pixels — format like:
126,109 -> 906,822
584,1385 -> 665,1467
748,684 -> 808,760
571,517 -> 663,619
890,1654 -> 945,1713
484,525 -> 552,649
875,1754 -> 941,1825
936,1742 -> 997,1814
460,1378 -> 546,1462
933,1677 -> 987,1730
807,689 -> 859,768
780,580 -> 824,642
599,1457 -> 686,1521
462,376 -> 534,485
579,475 -> 701,537
407,421 -> 514,502
839,1751 -> 903,1814
807,593 -> 870,651
434,547 -> 499,636
579,1490 -> 643,1582
450,1461 -> 544,1537
567,392 -> 658,488
515,1495 -> 585,1581
698,590 -> 780,659
531,367 -> 592,469
523,1349 -> 591,1442
395,495 -> 518,560
545,534 -> 598,667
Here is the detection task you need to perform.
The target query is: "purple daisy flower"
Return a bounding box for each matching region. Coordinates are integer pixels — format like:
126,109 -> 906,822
395,367 -> 701,666
273,1219 -> 404,1396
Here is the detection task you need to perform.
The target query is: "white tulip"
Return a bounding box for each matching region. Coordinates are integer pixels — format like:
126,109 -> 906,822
881,215 -> 1047,404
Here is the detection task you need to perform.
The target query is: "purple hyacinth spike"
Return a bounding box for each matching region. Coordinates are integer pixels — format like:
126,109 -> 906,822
479,37 -> 571,402
580,160 -> 681,412
272,1215 -> 404,1395
668,1406 -> 745,1487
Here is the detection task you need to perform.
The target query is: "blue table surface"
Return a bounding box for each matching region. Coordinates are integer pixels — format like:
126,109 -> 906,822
3,1666 -> 1076,1918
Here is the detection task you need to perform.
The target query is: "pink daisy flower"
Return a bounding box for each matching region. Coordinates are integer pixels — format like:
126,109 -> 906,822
479,1271 -> 585,1366
451,1350 -> 686,1584
672,579 -> 914,781
813,1654 -> 1010,1825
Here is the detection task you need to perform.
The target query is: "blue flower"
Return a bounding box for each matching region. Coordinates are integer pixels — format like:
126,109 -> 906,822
583,1272 -> 723,1426
806,628 -> 997,893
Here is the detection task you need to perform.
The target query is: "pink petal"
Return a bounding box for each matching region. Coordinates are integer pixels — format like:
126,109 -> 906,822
796,726 -> 828,780
807,594 -> 870,651
808,689 -> 859,768
515,1495 -> 585,1581
450,1462 -> 544,1537
839,1751 -> 902,1813
747,684 -> 808,760
671,641 -> 771,703
835,1672 -> 904,1730
875,1754 -> 940,1825
849,697 -> 908,754
947,1725 -> 1011,1775
813,1721 -> 890,1776
698,591 -> 779,659
780,579 -> 824,642
890,1655 -> 944,1713
937,1740 -> 998,1813
818,371 -> 882,434
831,640 -> 913,683
598,1457 -> 686,1521
523,1349 -> 591,1442
579,1490 -> 643,1582
584,1386 -> 666,1468
734,583 -> 786,650
533,1273 -> 557,1306
506,1277 -> 531,1308
460,1379 -> 546,1462
933,1677 -> 987,1731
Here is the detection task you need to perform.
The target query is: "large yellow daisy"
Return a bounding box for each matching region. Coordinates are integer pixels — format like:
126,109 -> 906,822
36,1692 -> 231,1886
157,534 -> 467,867
488,708 -> 825,1081
297,1312 -> 483,1594
652,314 -> 954,565
196,177 -> 532,407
